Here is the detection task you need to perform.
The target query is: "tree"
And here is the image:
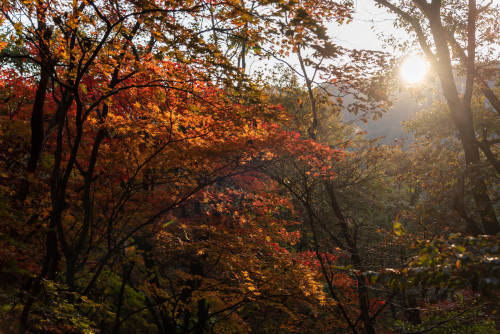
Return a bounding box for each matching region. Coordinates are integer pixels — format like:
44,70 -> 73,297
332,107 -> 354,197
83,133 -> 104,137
263,65 -> 402,333
0,0 -> 357,332
374,0 -> 500,235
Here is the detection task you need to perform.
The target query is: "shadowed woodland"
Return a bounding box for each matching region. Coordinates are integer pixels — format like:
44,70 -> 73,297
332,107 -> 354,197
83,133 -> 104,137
0,0 -> 499,333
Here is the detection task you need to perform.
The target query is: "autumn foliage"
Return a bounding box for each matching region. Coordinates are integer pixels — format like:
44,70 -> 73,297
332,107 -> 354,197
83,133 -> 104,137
0,0 -> 352,332
1,0 -> 499,333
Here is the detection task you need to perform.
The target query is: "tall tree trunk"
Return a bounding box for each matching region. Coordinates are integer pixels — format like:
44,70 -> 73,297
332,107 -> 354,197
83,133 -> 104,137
112,263 -> 135,334
424,0 -> 499,235
296,44 -> 377,333
324,181 -> 376,334
376,0 -> 500,236
461,132 -> 500,234
17,4 -> 51,202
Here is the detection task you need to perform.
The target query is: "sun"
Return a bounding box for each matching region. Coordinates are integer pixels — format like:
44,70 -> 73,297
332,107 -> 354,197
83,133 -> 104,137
400,56 -> 429,84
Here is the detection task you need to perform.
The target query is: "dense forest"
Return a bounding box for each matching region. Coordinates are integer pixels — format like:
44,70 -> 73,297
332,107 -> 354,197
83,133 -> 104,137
0,0 -> 499,333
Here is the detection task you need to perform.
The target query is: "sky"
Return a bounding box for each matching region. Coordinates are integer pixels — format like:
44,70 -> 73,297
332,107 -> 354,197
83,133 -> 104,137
328,1 -> 400,52
248,0 -> 500,144
333,0 -> 500,52
249,1 -> 406,77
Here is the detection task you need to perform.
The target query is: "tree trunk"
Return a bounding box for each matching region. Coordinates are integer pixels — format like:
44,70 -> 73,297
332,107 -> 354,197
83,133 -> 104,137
425,3 -> 499,235
17,5 -> 51,202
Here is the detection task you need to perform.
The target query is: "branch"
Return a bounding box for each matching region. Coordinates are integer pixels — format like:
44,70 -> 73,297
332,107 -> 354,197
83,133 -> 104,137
374,0 -> 437,64
463,0 -> 476,106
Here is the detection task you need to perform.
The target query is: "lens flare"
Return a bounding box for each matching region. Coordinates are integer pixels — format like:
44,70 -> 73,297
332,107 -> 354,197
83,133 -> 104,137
400,56 -> 429,84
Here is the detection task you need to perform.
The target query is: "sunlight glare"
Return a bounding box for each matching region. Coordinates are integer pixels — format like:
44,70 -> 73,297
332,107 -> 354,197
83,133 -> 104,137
400,56 -> 429,84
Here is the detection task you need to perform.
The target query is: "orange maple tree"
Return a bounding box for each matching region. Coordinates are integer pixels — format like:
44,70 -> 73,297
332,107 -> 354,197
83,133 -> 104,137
0,0 -> 363,332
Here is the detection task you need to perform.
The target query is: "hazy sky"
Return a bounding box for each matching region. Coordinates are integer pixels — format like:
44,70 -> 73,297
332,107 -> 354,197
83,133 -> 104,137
333,0 -> 500,52
251,0 -> 500,78
250,1 -> 404,76
328,1 -> 403,52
